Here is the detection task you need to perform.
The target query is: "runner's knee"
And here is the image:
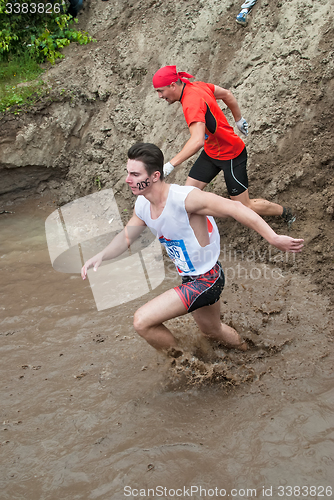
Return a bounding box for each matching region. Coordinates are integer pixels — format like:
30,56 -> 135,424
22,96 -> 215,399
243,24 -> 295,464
133,309 -> 149,336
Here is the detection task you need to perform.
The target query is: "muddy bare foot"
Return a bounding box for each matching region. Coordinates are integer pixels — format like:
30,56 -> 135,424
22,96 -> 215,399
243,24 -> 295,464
225,339 -> 249,351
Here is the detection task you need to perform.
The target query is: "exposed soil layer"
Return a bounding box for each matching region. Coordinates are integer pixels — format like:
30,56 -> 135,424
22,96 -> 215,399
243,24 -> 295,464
1,0 -> 333,302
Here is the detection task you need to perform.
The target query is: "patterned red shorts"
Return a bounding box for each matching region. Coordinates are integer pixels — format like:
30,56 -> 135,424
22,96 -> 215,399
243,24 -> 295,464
174,262 -> 225,313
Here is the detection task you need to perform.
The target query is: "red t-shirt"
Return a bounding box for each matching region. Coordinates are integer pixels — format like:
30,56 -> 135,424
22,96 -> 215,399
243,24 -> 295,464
180,81 -> 245,160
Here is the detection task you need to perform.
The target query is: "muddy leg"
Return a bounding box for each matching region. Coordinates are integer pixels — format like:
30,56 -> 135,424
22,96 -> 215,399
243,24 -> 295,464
133,288 -> 187,350
191,301 -> 248,351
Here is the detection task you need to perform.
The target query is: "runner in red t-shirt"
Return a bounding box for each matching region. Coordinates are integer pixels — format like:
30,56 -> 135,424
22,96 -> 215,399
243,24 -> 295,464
152,66 -> 295,224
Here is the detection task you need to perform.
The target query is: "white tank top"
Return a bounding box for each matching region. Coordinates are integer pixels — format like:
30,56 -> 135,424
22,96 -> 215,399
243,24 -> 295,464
135,185 -> 220,276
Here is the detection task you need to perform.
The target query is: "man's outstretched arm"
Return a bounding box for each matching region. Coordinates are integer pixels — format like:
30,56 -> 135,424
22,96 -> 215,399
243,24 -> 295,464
185,190 -> 304,253
81,213 -> 146,279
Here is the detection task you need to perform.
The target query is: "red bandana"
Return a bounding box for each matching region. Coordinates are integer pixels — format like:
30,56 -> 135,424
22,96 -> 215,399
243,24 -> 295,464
152,65 -> 194,88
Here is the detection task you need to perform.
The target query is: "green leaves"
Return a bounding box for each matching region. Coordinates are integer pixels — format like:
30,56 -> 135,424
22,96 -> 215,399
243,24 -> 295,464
0,1 -> 95,114
0,0 -> 94,63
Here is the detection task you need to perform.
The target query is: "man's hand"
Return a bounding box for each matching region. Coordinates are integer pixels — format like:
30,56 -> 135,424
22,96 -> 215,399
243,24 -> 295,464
272,235 -> 304,253
236,117 -> 249,136
81,253 -> 103,280
81,214 -> 146,281
163,161 -> 175,176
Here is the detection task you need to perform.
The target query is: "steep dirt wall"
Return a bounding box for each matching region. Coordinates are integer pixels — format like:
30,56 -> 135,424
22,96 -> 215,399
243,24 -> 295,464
0,100 -> 97,196
0,0 -> 333,297
1,0 -> 333,200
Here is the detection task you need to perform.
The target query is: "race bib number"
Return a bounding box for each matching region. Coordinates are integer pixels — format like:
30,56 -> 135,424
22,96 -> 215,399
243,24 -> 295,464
159,237 -> 195,273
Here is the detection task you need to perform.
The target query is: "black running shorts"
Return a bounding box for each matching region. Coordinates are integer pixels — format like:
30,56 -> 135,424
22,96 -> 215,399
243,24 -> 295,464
174,261 -> 225,313
188,147 -> 248,196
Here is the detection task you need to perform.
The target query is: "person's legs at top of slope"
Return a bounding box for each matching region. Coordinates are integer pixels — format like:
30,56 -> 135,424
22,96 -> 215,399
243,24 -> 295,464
236,0 -> 258,25
186,150 -> 296,227
67,0 -> 84,17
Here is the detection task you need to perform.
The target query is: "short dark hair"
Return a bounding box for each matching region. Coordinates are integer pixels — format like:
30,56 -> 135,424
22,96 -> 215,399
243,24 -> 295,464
127,143 -> 164,180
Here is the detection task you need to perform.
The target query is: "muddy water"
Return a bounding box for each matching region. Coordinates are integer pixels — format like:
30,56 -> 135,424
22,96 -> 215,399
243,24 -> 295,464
1,198 -> 333,500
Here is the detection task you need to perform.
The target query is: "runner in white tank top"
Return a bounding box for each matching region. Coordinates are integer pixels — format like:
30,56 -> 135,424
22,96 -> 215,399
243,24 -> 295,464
135,184 -> 220,276
81,143 -> 304,354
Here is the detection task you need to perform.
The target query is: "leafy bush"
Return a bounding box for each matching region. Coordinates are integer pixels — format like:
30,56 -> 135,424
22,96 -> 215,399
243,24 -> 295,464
0,0 -> 95,64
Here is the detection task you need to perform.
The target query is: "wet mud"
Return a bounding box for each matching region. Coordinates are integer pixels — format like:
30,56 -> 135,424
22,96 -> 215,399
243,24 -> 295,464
1,197 -> 333,500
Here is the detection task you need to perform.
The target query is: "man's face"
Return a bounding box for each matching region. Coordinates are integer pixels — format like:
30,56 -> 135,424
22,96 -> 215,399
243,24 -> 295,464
155,83 -> 179,104
126,159 -> 152,195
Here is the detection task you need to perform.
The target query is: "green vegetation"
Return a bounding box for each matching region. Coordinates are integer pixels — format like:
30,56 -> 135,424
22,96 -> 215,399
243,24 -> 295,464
0,0 -> 95,113
0,0 -> 94,63
0,53 -> 46,113
94,177 -> 102,190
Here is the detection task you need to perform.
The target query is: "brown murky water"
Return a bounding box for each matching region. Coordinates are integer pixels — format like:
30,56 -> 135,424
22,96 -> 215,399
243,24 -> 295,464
1,197 -> 333,500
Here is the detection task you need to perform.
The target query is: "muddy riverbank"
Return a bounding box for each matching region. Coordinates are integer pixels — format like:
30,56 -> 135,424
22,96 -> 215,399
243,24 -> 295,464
1,196 -> 333,499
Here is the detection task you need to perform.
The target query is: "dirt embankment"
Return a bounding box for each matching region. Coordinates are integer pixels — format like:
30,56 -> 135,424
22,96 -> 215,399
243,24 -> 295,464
0,0 -> 333,300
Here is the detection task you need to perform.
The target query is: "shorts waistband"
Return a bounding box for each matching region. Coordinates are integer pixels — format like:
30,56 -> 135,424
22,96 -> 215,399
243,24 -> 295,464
182,261 -> 222,283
